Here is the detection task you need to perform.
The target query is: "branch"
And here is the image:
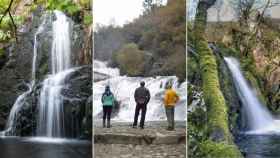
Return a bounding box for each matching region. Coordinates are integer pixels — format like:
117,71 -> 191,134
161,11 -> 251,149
8,10 -> 17,41
0,0 -> 17,42
0,0 -> 14,24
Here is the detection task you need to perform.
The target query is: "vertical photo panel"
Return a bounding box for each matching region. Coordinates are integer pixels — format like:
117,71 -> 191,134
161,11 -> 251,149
0,0 -> 92,158
188,0 -> 280,158
93,0 -> 186,157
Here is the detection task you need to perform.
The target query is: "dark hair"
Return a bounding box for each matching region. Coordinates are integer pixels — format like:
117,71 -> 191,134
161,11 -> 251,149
105,85 -> 110,90
140,81 -> 145,87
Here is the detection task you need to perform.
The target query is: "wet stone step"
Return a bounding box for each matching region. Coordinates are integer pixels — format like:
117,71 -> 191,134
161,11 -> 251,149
94,121 -> 186,145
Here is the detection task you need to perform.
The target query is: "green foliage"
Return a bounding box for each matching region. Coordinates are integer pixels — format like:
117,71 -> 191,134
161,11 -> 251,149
83,13 -> 92,26
188,104 -> 208,157
216,42 -> 239,57
47,0 -> 81,16
200,140 -> 242,158
79,0 -> 91,9
114,43 -> 147,76
0,15 -> 24,42
0,0 -> 10,13
0,30 -> 11,42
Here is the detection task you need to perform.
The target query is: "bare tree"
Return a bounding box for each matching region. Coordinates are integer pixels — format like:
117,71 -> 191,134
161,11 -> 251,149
143,0 -> 163,13
229,0 -> 280,56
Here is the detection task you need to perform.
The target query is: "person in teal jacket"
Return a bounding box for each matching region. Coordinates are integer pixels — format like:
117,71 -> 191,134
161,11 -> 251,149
101,85 -> 115,128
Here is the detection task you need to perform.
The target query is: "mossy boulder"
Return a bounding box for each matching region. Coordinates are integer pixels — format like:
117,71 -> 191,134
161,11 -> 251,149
200,140 -> 242,158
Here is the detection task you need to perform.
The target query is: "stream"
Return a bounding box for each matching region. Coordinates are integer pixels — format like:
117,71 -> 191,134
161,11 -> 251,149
0,137 -> 91,158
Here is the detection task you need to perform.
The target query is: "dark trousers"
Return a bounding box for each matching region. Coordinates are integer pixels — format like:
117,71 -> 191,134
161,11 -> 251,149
133,103 -> 147,128
103,106 -> 112,121
165,106 -> 175,129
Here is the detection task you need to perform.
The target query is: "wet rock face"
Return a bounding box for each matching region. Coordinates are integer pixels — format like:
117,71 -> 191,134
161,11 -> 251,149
61,66 -> 92,139
13,95 -> 37,136
5,66 -> 92,138
0,11 -> 44,131
211,45 -> 243,134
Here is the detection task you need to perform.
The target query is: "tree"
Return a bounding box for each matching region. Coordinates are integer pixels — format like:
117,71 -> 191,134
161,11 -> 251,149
229,0 -> 280,56
0,0 -> 17,41
114,43 -> 147,76
143,0 -> 163,13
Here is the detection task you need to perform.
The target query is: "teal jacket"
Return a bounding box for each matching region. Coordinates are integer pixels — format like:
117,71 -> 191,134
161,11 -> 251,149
102,92 -> 115,106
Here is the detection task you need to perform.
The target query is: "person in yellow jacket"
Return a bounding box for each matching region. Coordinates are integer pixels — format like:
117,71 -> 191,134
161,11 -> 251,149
164,84 -> 179,131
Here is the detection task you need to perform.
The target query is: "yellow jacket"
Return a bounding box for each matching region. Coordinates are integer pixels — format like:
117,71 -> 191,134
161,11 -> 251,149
164,89 -> 179,106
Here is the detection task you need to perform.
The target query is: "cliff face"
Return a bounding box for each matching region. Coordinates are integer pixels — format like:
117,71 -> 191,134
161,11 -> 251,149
252,41 -> 280,111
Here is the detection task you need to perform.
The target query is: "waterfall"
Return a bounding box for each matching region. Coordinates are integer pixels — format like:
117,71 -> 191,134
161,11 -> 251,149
37,10 -> 73,138
93,60 -> 186,121
32,14 -> 48,81
0,14 -> 49,136
51,10 -> 71,74
224,57 -> 280,134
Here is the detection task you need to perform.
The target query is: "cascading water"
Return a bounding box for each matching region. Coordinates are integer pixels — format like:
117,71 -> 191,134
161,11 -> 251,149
50,11 -> 71,74
32,14 -> 49,81
0,14 -> 49,137
224,57 -> 280,134
37,10 -> 73,138
93,60 -> 186,121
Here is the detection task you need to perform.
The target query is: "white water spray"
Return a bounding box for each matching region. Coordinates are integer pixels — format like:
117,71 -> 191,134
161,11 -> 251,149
37,10 -> 72,138
93,60 -> 186,121
225,57 -> 280,134
51,10 -> 71,74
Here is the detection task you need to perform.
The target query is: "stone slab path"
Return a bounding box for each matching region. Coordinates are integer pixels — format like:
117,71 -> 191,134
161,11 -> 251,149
94,121 -> 186,158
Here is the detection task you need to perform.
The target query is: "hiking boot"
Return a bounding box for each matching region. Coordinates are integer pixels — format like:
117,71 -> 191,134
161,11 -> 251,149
103,120 -> 106,128
107,120 -> 111,128
166,127 -> 173,131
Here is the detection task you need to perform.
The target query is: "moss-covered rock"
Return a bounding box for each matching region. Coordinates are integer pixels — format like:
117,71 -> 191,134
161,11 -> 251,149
200,140 -> 242,158
197,40 -> 231,142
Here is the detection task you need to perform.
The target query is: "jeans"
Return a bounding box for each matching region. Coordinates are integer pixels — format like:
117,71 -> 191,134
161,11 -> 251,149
165,106 -> 175,129
133,103 -> 147,128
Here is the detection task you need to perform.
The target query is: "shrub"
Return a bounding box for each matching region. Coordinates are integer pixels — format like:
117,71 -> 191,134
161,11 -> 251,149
114,43 -> 146,76
83,13 -> 92,26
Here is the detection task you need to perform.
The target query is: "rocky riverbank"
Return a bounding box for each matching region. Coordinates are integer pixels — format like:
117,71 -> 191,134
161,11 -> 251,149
94,121 -> 186,158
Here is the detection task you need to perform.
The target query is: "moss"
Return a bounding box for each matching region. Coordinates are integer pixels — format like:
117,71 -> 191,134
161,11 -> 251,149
38,62 -> 49,79
196,40 -> 231,142
200,140 -> 242,158
47,0 -> 81,16
0,48 -> 5,58
244,71 -> 267,105
216,42 -> 239,57
187,55 -> 199,83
